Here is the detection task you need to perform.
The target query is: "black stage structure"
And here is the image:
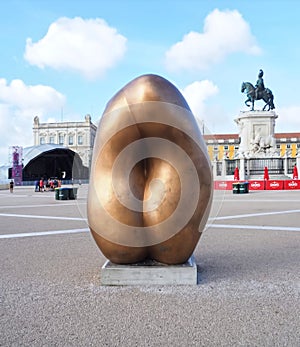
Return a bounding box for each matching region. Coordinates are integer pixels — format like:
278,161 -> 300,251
15,145 -> 89,182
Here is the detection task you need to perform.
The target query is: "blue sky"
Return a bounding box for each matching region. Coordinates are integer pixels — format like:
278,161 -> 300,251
1,0 -> 300,165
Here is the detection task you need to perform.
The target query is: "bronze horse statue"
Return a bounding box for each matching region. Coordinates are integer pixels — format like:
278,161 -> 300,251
241,81 -> 275,111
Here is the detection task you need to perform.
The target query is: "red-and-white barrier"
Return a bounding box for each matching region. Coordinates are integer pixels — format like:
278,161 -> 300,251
214,179 -> 300,190
214,181 -> 234,190
265,180 -> 284,190
248,180 -> 265,190
284,180 -> 300,190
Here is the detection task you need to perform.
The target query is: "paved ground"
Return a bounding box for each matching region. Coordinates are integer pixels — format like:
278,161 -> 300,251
0,185 -> 299,346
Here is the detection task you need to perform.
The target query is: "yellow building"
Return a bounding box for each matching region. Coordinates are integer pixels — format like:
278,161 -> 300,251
204,132 -> 300,160
204,134 -> 240,161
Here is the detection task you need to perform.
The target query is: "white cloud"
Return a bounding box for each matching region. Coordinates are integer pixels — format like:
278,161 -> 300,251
181,80 -> 219,129
24,17 -> 127,79
276,106 -> 300,132
0,78 -> 65,165
165,9 -> 261,71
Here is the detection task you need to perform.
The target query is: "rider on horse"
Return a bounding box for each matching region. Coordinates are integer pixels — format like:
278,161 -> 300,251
241,69 -> 275,111
255,69 -> 265,100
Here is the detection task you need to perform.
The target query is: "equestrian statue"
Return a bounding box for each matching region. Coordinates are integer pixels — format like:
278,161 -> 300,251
241,69 -> 275,111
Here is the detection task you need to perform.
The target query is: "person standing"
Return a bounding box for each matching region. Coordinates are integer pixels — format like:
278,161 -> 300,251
9,180 -> 14,193
39,178 -> 44,192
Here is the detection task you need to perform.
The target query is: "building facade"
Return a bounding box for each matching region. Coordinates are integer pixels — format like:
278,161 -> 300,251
33,114 -> 97,169
204,132 -> 300,161
31,114 -> 300,180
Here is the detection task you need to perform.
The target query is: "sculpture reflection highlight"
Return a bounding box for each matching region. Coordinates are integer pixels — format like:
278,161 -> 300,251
87,74 -> 213,264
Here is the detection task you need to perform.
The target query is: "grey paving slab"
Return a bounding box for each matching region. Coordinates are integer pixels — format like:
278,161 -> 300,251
0,186 -> 299,346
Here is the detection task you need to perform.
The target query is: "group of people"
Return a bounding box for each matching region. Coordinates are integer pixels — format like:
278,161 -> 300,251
35,178 -> 61,192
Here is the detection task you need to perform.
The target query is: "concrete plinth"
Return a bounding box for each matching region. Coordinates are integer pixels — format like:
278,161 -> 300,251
101,256 -> 197,285
235,110 -> 279,158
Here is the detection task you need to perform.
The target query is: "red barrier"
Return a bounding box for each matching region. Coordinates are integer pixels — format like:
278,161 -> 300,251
214,179 -> 300,190
265,180 -> 284,190
248,180 -> 265,190
284,180 -> 300,190
214,181 -> 234,190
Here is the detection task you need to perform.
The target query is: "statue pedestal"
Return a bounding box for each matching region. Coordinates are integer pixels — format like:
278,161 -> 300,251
235,110 -> 278,158
101,256 -> 197,285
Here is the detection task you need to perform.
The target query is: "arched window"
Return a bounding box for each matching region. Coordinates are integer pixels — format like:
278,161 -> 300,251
40,133 -> 47,145
77,134 -> 83,145
68,134 -> 74,145
58,133 -> 65,145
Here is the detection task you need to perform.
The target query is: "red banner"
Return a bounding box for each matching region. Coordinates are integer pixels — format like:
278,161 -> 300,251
248,180 -> 265,190
284,180 -> 300,190
214,181 -> 234,190
265,180 -> 284,190
215,179 -> 300,190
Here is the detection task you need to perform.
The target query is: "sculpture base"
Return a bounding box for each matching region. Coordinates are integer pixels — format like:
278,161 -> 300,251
101,256 -> 197,285
235,110 -> 279,158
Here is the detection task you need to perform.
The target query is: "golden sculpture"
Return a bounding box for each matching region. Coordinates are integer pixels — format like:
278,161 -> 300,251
87,74 -> 213,265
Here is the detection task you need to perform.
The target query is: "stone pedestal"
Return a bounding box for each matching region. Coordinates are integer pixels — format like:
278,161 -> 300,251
235,110 -> 278,158
239,157 -> 245,180
101,256 -> 197,285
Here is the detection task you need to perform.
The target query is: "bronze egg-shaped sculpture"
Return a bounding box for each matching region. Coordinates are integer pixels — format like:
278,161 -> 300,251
88,74 -> 213,265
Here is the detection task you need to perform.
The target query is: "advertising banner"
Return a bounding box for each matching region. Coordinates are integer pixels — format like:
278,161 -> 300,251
11,146 -> 23,186
284,180 -> 300,190
214,180 -> 234,190
265,180 -> 284,190
248,180 -> 265,190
